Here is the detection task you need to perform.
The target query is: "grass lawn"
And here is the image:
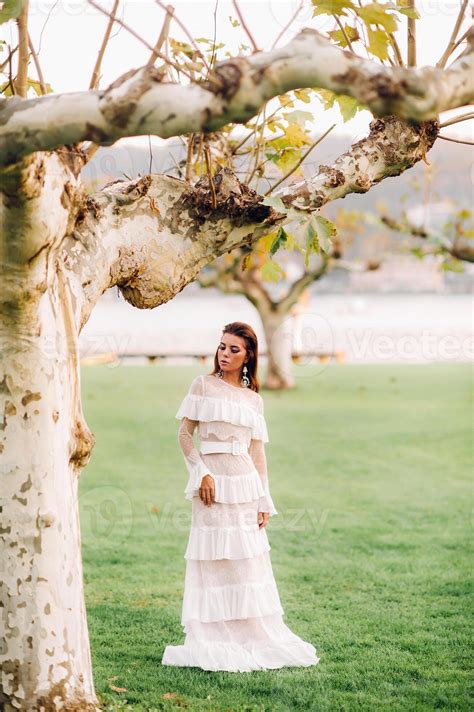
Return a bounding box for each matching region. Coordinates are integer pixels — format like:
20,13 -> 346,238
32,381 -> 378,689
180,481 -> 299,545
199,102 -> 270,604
79,363 -> 472,711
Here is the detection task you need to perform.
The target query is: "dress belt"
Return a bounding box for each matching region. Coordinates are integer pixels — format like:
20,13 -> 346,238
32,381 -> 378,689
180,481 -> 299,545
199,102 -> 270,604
200,440 -> 249,456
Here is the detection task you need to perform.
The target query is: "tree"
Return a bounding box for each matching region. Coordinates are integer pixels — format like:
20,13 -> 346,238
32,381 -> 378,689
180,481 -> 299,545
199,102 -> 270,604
197,211 -> 375,390
1,1 -> 473,708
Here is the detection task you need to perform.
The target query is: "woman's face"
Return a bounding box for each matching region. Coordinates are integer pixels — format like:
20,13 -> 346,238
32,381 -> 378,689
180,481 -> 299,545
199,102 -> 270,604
217,333 -> 248,374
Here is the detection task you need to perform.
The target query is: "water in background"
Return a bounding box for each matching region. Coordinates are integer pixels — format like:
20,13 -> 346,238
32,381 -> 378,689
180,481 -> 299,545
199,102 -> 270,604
79,288 -> 472,365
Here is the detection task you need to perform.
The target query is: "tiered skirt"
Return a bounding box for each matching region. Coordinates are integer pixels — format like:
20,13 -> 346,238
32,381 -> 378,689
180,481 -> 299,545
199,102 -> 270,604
162,490 -> 320,672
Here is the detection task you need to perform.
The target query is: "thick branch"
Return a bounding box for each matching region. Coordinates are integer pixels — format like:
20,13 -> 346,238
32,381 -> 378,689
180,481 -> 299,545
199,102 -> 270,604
62,107 -> 444,330
0,26 -> 472,166
60,168 -> 279,332
280,115 -> 439,210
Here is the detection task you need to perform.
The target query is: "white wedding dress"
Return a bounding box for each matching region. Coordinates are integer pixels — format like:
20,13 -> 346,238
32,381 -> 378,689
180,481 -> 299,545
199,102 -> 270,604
162,373 -> 320,672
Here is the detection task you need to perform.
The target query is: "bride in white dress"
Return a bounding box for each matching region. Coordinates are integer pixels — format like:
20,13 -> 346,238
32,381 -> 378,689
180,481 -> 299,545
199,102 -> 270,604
162,321 -> 320,672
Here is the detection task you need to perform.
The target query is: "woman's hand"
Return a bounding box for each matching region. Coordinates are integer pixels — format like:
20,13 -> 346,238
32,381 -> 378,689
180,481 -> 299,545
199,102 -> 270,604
199,474 -> 215,506
258,511 -> 269,529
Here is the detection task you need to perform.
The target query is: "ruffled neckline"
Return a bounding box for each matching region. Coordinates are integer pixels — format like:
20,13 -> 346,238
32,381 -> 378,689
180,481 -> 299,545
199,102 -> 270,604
175,385 -> 268,442
209,373 -> 254,393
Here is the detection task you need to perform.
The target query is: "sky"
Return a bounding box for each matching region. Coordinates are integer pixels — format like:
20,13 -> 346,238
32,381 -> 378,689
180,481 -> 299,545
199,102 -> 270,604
2,0 -> 473,146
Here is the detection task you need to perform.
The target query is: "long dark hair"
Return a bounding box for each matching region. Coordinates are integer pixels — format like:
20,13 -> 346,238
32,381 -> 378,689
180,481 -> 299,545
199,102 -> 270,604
208,321 -> 260,393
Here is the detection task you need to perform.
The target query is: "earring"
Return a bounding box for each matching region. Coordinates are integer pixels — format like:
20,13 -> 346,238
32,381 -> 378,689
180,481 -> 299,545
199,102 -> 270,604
217,368 -> 224,378
241,364 -> 250,388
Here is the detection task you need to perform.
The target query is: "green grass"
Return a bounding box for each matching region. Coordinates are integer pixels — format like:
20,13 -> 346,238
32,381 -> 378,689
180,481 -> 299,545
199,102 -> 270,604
79,363 -> 473,711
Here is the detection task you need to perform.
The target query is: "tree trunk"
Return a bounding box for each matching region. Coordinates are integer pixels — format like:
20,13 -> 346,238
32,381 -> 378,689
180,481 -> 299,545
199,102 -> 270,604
0,335 -> 99,711
260,308 -> 295,391
0,155 -> 100,710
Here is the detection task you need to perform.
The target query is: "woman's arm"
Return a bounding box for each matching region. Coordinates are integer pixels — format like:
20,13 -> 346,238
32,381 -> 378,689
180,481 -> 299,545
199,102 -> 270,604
249,437 -> 278,517
178,416 -> 215,504
175,375 -> 216,504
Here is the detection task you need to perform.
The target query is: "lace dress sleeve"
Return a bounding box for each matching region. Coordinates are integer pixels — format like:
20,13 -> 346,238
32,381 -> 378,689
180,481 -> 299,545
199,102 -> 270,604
248,395 -> 278,517
176,376 -> 213,500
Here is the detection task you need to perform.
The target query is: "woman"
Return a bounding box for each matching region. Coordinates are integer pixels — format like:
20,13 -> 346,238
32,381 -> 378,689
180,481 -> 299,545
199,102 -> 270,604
162,321 -> 320,672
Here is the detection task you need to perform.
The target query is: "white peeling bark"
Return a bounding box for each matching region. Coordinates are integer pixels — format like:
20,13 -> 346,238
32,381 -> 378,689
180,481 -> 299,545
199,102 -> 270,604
0,154 -> 99,710
0,26 -> 472,166
63,114 -> 439,330
281,115 -> 439,211
62,169 -> 278,331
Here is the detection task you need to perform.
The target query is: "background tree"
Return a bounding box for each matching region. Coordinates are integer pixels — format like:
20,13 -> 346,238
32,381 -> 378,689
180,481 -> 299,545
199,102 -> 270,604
196,208 -> 376,389
0,0 -> 473,708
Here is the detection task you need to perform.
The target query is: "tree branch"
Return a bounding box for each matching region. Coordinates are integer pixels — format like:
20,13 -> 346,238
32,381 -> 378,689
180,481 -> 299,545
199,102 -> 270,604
439,110 -> 474,128
56,104 -> 448,333
279,115 -> 439,211
147,3 -> 174,68
271,0 -> 304,50
61,169 -> 279,331
438,134 -> 473,145
155,0 -> 210,72
0,26 -> 472,167
276,259 -> 329,315
27,32 -> 47,95
380,212 -> 474,263
407,0 -> 416,66
232,0 -> 259,53
15,0 -> 29,97
437,0 -> 469,69
89,0 -> 120,89
87,0 -> 195,81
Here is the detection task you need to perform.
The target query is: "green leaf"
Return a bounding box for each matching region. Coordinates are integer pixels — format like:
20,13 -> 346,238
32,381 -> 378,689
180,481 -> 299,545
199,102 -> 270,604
312,214 -> 337,253
328,24 -> 360,48
270,226 -> 288,256
280,122 -> 313,148
169,38 -> 195,59
410,247 -> 425,260
261,196 -> 288,213
0,80 -> 14,96
387,1 -> 420,20
278,95 -> 294,108
228,15 -> 240,27
314,88 -> 337,110
261,259 -> 285,282
294,88 -> 313,104
356,2 -> 398,33
314,88 -> 364,121
312,0 -> 355,17
283,110 -> 314,128
395,6 -> 420,19
305,221 -> 320,256
440,258 -> 464,273
0,0 -> 23,24
26,77 -> 53,95
367,27 -> 390,60
336,94 -> 361,121
274,147 -> 302,174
